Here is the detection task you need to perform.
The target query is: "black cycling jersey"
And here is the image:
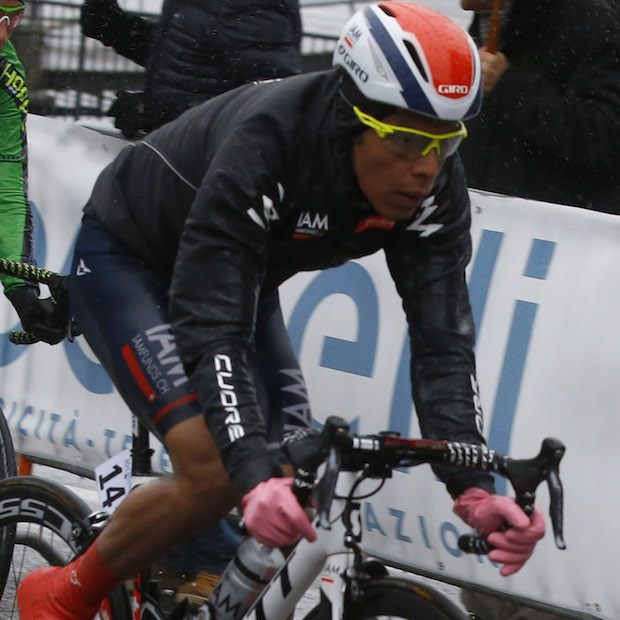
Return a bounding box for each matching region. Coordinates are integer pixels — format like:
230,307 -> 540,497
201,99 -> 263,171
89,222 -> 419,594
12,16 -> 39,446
80,68 -> 493,498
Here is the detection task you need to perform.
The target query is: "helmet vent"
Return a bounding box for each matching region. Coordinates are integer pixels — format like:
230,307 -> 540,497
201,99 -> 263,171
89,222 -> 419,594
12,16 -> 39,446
403,40 -> 429,83
378,4 -> 395,17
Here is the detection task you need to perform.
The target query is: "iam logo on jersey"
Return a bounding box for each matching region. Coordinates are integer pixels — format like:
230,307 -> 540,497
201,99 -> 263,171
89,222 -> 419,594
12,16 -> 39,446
293,211 -> 329,239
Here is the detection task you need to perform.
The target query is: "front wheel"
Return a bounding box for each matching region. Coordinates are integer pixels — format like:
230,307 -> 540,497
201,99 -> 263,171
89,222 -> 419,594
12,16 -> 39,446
305,576 -> 469,620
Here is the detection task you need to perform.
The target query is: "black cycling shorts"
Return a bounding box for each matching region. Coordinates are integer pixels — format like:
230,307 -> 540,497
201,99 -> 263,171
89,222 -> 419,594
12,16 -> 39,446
69,217 -> 312,446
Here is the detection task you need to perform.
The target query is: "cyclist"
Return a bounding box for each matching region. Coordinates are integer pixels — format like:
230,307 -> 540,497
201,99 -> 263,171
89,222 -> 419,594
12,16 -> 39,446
19,3 -> 545,617
0,0 -> 67,344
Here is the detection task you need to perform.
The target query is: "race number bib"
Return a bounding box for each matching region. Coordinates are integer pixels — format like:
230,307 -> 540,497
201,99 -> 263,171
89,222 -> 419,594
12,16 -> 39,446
95,449 -> 132,514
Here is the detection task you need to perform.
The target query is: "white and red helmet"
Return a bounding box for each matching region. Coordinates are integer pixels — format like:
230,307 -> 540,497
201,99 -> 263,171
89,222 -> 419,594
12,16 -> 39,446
333,2 -> 482,121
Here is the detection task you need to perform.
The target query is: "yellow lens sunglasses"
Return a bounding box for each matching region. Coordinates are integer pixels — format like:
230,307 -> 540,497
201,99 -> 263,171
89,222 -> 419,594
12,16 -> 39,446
353,105 -> 467,161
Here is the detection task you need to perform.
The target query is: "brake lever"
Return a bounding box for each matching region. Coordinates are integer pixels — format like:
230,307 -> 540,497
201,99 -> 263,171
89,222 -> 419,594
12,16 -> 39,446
546,459 -> 566,550
282,416 -> 349,512
507,437 -> 566,549
315,445 -> 341,530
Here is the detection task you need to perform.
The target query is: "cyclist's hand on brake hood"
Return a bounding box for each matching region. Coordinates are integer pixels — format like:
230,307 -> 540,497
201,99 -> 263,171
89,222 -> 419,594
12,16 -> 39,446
242,477 -> 317,548
453,487 -> 545,576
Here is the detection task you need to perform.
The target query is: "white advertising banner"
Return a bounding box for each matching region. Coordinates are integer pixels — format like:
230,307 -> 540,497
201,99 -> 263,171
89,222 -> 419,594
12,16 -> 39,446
0,116 -> 616,618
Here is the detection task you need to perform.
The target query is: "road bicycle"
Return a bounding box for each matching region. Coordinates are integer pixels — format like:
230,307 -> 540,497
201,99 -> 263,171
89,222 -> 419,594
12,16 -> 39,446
0,413 -> 566,619
0,260 -> 567,618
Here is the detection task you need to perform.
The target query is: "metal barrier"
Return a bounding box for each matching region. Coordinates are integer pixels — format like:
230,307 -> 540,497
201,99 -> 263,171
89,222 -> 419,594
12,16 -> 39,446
12,0 -> 338,119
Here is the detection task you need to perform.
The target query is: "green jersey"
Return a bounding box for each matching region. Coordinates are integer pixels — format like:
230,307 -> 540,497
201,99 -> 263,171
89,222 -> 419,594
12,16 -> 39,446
0,40 -> 34,293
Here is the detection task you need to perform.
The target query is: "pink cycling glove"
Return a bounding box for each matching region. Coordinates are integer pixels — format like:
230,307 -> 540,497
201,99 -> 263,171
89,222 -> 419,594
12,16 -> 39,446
242,477 -> 317,549
453,487 -> 545,576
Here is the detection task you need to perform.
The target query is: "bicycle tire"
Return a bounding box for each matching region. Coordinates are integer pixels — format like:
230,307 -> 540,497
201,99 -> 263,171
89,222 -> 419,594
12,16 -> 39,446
0,407 -> 17,597
304,576 -> 469,620
0,475 -> 131,619
14,531 -> 66,566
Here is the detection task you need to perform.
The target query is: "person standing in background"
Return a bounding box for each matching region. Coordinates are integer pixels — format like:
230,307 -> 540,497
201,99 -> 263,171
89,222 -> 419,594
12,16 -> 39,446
0,0 -> 68,345
459,0 -> 620,214
80,0 -> 303,137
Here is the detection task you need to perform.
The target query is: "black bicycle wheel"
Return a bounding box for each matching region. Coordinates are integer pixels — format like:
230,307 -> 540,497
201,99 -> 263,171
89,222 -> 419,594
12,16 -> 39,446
0,407 -> 17,597
0,475 -> 131,619
304,576 -> 469,620
14,531 -> 66,566
0,409 -> 17,479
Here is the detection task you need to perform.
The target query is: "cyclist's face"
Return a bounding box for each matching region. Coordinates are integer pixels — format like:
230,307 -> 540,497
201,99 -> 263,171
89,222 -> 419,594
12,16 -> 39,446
0,1 -> 24,51
352,110 -> 459,222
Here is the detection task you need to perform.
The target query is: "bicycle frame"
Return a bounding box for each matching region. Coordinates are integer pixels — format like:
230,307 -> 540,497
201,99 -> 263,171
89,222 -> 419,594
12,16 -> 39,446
246,519 -> 349,619
241,471 -> 370,620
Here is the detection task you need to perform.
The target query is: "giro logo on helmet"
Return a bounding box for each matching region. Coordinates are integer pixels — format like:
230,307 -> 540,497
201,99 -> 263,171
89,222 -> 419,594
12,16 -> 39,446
438,84 -> 470,96
337,46 -> 369,82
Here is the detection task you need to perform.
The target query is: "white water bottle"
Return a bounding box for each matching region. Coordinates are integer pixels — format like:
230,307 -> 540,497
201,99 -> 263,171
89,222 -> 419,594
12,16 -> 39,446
206,537 -> 285,620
